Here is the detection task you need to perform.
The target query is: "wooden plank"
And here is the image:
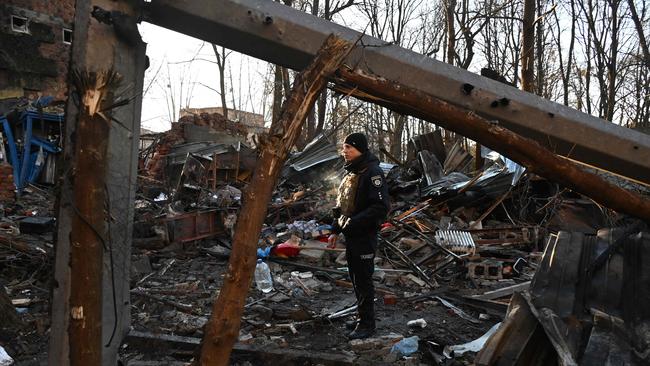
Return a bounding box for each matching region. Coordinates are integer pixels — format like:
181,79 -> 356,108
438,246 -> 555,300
126,331 -> 360,365
197,35 -> 352,366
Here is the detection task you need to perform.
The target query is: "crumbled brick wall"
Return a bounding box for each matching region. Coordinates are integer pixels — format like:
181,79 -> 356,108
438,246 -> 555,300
0,1 -> 75,100
144,113 -> 253,181
146,123 -> 186,181
178,113 -> 250,136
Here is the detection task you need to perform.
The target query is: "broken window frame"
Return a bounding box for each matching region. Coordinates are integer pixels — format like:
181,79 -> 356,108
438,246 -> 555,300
11,15 -> 29,34
63,28 -> 73,45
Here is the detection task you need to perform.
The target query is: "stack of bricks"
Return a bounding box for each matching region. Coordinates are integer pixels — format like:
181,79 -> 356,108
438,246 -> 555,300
0,164 -> 15,203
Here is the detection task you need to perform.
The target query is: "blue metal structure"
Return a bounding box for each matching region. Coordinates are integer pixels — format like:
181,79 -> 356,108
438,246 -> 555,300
0,110 -> 63,193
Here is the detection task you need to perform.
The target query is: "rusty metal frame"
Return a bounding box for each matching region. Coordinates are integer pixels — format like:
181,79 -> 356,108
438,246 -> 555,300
164,209 -> 225,243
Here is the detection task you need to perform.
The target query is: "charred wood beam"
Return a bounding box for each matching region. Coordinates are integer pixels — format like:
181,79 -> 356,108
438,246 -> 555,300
267,258 -> 349,276
131,290 -> 201,315
196,35 -> 352,366
333,67 -> 650,222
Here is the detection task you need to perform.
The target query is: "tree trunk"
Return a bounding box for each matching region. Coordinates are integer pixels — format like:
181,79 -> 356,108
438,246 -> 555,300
196,35 -> 351,366
212,44 -> 229,119
445,0 -> 457,65
605,0 -> 619,122
389,113 -> 406,160
521,0 -> 535,92
535,0 -> 545,96
585,15 -> 593,115
556,0 -> 576,106
316,90 -> 328,136
627,0 -> 650,68
271,65 -> 284,124
334,67 -> 650,222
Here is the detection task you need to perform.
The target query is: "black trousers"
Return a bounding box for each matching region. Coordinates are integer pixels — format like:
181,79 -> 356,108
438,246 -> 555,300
346,237 -> 376,329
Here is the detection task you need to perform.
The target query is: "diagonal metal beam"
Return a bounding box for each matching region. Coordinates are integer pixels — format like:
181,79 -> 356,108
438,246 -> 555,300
143,0 -> 650,184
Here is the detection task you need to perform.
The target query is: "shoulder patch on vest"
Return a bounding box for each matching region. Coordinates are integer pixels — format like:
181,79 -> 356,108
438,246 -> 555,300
371,175 -> 383,188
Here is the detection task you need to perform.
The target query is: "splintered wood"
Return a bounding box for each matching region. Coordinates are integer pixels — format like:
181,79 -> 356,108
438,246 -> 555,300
196,35 -> 353,366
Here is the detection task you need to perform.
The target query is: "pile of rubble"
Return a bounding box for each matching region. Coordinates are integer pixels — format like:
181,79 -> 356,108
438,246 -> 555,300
1,104 -> 648,365
0,186 -> 55,365
121,125 -> 649,365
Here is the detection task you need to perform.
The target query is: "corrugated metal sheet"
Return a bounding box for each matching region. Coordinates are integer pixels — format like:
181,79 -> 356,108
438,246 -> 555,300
287,134 -> 339,172
435,230 -> 476,255
167,142 -> 239,165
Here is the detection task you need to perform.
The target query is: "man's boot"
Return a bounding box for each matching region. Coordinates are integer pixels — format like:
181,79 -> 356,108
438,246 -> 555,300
347,320 -> 375,340
345,318 -> 360,330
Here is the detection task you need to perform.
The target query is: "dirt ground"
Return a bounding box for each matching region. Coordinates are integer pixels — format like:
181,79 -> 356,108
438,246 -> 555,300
2,236 -> 503,366
120,240 -> 501,365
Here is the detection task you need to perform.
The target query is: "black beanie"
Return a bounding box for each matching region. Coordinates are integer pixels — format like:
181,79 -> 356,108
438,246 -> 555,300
344,132 -> 368,153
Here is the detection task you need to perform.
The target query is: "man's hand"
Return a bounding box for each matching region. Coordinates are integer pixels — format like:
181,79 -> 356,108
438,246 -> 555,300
327,234 -> 338,249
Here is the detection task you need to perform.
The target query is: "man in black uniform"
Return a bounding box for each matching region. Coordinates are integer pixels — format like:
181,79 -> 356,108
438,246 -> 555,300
328,132 -> 390,340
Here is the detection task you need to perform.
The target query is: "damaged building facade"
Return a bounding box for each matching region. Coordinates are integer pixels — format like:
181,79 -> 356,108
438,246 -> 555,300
1,0 -> 650,366
0,1 -> 75,100
0,1 -> 72,199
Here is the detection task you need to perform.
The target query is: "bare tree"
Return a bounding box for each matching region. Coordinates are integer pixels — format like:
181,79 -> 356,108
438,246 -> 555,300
158,62 -> 196,123
626,0 -> 650,67
521,0 -> 535,91
211,44 -> 231,119
578,0 -> 624,121
551,0 -> 577,106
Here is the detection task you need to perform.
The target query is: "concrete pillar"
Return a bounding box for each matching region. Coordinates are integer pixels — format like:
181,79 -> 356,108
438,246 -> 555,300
49,1 -> 146,364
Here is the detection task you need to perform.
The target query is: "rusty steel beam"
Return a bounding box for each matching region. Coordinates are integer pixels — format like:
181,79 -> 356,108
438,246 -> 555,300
143,0 -> 650,184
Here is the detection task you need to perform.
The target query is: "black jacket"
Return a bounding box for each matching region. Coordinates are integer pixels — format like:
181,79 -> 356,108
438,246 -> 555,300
333,152 -> 390,238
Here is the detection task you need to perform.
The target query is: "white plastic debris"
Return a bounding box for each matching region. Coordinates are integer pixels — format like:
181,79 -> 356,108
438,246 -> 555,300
154,192 -> 168,202
444,322 -> 501,356
407,318 -> 427,328
0,346 -> 14,366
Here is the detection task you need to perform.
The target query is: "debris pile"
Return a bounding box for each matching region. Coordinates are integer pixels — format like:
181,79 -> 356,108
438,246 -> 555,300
122,129 -> 644,365
0,99 -> 59,365
141,112 -> 257,185
476,226 -> 650,365
1,109 -> 648,365
0,186 -> 55,364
